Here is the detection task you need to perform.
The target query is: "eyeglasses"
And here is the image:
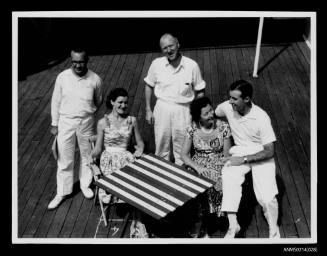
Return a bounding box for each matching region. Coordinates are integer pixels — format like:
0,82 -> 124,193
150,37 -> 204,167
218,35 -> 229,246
72,61 -> 86,64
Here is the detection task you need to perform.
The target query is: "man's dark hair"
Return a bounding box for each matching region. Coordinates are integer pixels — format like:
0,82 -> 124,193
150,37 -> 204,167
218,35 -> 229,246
190,96 -> 212,123
71,47 -> 89,62
229,80 -> 253,99
106,87 -> 129,109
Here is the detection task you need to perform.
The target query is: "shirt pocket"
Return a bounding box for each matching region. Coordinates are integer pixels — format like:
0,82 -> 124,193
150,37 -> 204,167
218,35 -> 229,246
177,71 -> 193,96
179,82 -> 193,96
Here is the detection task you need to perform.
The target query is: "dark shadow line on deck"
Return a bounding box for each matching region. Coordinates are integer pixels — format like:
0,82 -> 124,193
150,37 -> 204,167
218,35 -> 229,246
256,44 -> 291,76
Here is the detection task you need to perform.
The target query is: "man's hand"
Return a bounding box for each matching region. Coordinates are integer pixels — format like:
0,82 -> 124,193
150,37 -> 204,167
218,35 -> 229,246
223,156 -> 245,166
51,126 -> 58,136
145,109 -> 155,125
90,148 -> 101,160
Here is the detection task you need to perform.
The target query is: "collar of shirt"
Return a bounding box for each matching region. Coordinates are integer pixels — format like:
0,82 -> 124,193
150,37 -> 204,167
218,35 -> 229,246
237,103 -> 258,122
70,68 -> 90,81
163,55 -> 185,73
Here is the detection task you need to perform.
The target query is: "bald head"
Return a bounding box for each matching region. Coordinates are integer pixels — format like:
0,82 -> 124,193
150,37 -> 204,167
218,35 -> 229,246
159,33 -> 179,47
159,33 -> 181,63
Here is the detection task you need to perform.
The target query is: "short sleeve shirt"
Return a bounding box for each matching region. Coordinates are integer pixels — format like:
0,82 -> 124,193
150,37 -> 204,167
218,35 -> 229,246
144,55 -> 206,103
215,101 -> 276,147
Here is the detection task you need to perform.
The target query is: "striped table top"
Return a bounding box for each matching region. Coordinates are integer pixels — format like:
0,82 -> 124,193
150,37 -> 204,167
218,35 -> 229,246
95,154 -> 215,220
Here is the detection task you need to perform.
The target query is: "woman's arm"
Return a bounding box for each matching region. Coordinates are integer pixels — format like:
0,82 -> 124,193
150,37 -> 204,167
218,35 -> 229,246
91,119 -> 105,159
223,136 -> 233,157
133,117 -> 145,157
181,135 -> 208,176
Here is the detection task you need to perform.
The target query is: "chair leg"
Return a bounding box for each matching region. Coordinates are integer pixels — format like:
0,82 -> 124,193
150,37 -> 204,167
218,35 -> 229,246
93,186 -> 99,206
98,192 -> 108,226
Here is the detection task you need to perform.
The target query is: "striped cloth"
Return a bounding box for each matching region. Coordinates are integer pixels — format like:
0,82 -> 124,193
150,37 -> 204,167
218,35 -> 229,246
95,153 -> 215,220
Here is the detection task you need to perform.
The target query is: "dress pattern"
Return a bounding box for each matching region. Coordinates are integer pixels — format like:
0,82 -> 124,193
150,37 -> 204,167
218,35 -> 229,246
186,119 -> 231,216
100,114 -> 135,176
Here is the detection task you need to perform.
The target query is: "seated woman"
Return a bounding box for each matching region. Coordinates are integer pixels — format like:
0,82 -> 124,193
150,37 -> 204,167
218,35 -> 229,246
181,96 -> 232,238
90,87 -> 148,238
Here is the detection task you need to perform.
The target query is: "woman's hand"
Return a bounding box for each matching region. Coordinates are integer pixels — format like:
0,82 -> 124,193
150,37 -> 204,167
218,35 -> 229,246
50,126 -> 58,136
195,165 -> 210,176
145,109 -> 155,125
133,145 -> 143,158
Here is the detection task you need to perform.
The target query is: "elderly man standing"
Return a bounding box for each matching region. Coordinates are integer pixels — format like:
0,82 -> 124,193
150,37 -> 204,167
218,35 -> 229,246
48,47 -> 103,210
144,33 -> 206,165
215,80 -> 280,238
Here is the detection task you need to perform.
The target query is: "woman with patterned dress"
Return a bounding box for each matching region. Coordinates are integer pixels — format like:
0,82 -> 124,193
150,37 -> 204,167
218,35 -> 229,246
90,88 -> 148,238
181,96 -> 232,238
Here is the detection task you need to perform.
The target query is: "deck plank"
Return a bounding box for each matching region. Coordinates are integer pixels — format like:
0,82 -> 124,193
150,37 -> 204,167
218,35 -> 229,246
22,173 -> 57,237
19,161 -> 56,237
285,44 -> 310,98
136,52 -> 158,154
83,201 -> 104,238
69,198 -> 95,238
58,192 -> 85,238
262,46 -> 311,194
18,136 -> 53,217
267,46 -> 310,189
295,41 -> 311,68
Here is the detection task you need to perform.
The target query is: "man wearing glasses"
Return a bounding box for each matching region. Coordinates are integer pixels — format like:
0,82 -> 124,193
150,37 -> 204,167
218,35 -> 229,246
48,48 -> 103,210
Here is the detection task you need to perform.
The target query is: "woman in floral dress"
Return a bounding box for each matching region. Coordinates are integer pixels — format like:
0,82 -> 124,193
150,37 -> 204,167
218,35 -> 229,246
181,96 -> 232,237
90,87 -> 147,238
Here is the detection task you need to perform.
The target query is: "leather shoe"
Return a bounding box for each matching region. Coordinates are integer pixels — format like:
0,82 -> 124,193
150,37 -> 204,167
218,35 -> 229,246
81,187 -> 94,199
224,223 -> 241,238
47,195 -> 66,210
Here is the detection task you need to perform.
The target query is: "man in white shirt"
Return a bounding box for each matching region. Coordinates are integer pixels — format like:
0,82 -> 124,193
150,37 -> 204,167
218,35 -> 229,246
215,80 -> 280,238
144,33 -> 206,165
48,48 -> 103,210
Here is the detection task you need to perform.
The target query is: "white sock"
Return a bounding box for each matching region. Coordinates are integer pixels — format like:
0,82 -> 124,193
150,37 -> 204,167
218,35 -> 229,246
227,212 -> 238,228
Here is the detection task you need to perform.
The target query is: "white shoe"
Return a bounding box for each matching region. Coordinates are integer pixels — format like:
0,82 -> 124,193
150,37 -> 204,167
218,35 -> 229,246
269,226 -> 281,238
224,224 -> 241,238
100,193 -> 111,204
130,221 -> 149,238
81,187 -> 94,199
47,195 -> 66,210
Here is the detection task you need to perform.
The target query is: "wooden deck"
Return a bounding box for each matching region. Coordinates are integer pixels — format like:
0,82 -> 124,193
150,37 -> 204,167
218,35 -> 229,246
16,41 -> 312,239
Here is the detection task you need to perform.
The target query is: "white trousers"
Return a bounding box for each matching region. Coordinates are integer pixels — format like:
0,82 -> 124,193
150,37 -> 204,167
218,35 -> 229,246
153,99 -> 191,165
56,115 -> 95,196
221,145 -> 279,228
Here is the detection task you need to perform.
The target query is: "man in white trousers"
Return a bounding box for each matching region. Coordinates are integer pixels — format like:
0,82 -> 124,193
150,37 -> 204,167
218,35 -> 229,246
48,48 -> 103,210
144,33 -> 205,165
215,80 -> 280,238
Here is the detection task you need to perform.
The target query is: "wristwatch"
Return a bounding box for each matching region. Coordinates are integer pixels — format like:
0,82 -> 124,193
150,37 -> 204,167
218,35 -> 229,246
243,156 -> 248,164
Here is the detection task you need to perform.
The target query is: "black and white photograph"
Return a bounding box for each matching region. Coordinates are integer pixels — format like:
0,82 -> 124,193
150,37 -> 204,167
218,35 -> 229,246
12,11 -> 317,247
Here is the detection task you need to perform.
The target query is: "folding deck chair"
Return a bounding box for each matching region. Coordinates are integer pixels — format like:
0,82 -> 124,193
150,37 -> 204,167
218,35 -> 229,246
88,136 -> 216,230
88,136 -> 110,226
